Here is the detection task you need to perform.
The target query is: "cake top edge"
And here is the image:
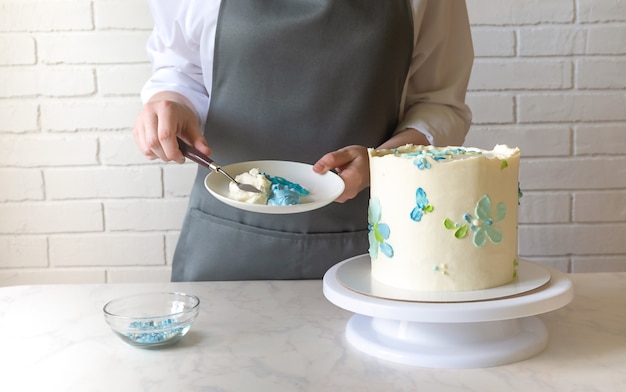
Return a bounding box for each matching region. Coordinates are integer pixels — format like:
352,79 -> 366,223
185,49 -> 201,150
368,144 -> 520,160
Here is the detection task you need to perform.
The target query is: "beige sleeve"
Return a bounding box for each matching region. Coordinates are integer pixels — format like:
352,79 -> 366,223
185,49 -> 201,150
397,0 -> 475,147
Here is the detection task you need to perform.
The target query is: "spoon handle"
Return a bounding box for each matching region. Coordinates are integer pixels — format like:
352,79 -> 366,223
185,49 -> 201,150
176,137 -> 220,172
176,137 -> 260,193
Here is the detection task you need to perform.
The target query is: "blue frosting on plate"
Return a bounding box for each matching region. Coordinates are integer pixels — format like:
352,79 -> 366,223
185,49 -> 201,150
262,173 -> 310,206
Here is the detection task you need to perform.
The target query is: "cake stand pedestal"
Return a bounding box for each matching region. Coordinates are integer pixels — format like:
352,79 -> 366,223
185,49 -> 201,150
323,255 -> 574,369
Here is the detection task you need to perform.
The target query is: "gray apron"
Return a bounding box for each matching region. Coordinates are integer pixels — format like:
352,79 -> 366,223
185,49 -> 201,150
172,0 -> 413,281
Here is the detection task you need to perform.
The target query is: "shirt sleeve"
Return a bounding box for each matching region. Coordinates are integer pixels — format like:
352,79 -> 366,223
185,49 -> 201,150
397,0 -> 474,147
140,0 -> 213,126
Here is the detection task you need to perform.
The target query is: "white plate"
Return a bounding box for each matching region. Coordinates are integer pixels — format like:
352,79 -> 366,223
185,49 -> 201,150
204,160 -> 345,214
336,255 -> 552,303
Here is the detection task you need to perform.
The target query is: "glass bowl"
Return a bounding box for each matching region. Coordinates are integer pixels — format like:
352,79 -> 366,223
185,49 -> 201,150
103,292 -> 200,349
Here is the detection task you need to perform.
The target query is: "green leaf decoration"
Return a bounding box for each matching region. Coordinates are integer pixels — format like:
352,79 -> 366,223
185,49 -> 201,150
424,205 -> 434,213
443,218 -> 456,230
454,225 -> 469,239
374,225 -> 385,243
500,160 -> 509,170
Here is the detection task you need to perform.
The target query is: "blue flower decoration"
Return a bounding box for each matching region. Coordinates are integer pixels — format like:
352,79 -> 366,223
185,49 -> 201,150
368,198 -> 394,259
410,187 -> 434,222
463,195 -> 506,247
444,195 -> 507,247
413,157 -> 431,170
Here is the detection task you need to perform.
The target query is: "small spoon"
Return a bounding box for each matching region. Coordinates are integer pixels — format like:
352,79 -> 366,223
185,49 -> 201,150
176,137 -> 261,193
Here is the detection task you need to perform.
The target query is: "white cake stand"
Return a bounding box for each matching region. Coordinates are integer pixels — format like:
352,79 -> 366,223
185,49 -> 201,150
323,255 -> 574,369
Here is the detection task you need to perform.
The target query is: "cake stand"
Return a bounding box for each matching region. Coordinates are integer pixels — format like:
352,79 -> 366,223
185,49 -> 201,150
323,255 -> 574,369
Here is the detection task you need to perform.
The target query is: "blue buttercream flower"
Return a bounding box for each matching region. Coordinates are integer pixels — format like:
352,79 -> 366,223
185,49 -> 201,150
413,157 -> 431,170
463,195 -> 506,247
368,198 -> 393,259
410,187 -> 434,222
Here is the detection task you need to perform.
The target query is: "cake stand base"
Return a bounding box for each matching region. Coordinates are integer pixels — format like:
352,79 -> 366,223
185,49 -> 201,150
346,315 -> 547,369
323,255 -> 574,369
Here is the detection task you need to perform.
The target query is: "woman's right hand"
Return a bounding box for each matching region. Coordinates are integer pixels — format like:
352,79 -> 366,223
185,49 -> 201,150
132,91 -> 211,163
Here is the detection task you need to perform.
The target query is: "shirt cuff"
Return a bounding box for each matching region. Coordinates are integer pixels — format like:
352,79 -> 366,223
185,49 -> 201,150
140,68 -> 210,128
396,102 -> 472,147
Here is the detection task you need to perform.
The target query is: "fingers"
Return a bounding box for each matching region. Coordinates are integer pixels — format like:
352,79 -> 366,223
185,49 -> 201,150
188,134 -> 212,157
313,146 -> 358,174
133,98 -> 204,164
334,165 -> 366,203
313,145 -> 370,203
312,155 -> 334,175
155,101 -> 185,163
133,111 -> 158,160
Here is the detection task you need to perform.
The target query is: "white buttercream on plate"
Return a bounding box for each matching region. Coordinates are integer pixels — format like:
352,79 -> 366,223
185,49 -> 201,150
228,168 -> 272,204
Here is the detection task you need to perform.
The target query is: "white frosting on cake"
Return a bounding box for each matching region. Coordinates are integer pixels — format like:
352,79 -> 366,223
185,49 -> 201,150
368,144 -> 521,292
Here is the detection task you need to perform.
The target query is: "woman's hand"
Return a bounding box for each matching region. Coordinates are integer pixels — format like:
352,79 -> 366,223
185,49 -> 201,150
313,128 -> 430,202
133,91 -> 210,163
312,145 -> 369,203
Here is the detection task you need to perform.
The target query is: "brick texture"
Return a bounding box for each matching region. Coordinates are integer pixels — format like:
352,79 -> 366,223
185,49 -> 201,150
49,234 -> 166,267
0,202 -> 103,234
0,67 -> 95,98
0,35 -> 36,65
1,0 -> 625,285
0,102 -> 38,132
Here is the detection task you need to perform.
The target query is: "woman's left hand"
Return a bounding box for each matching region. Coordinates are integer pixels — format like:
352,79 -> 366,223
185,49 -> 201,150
313,129 -> 430,203
312,145 -> 369,203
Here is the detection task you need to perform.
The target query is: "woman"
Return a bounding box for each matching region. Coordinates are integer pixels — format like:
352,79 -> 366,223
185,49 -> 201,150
133,0 -> 474,281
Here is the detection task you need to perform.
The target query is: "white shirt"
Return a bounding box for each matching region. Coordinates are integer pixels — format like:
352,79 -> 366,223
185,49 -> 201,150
141,0 -> 474,146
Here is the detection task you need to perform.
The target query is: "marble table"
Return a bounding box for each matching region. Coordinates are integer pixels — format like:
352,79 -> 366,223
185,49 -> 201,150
1,272 -> 625,391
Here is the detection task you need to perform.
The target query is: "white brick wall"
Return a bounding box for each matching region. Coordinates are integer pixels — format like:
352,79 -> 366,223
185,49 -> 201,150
1,0 -> 625,286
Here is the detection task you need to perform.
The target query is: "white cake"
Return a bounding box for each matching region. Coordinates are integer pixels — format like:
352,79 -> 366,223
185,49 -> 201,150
367,144 -> 521,292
